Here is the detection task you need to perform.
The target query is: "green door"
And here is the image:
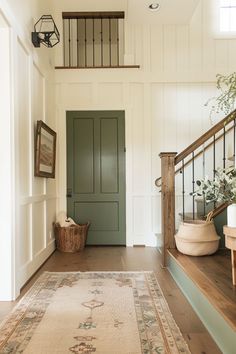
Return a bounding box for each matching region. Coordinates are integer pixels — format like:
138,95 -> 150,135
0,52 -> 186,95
66,111 -> 126,245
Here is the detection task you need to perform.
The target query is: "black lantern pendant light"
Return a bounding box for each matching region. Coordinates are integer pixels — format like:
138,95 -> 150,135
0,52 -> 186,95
32,15 -> 60,48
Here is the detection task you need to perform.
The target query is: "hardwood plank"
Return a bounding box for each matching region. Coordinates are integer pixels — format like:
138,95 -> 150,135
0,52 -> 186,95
183,333 -> 222,354
0,247 -> 221,354
187,250 -> 233,293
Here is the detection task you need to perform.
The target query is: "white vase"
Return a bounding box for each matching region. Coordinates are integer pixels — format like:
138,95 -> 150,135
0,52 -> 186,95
227,203 -> 236,227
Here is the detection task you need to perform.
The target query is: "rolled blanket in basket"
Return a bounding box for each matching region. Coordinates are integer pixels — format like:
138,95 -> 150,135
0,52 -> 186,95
56,211 -> 76,227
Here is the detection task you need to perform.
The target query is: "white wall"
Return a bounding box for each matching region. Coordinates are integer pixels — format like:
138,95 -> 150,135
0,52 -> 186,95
54,0 -> 236,247
0,19 -> 15,300
0,0 -> 234,297
0,0 -> 57,300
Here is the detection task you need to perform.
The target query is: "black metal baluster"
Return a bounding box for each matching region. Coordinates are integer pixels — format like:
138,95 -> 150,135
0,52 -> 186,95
223,126 -> 226,169
192,152 -> 195,220
63,19 -> 66,66
203,144 -> 206,217
68,19 -> 71,67
117,18 -> 119,66
84,18 -> 87,67
203,193 -> 206,217
109,18 -> 112,67
101,18 -> 103,67
182,159 -> 185,221
77,19 -> 79,67
93,19 -> 95,67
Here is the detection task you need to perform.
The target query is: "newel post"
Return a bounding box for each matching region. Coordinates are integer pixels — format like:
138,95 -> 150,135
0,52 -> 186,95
159,152 -> 177,267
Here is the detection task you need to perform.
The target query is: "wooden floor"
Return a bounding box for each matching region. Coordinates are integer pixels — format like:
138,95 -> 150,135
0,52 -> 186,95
0,247 -> 221,354
169,248 -> 236,332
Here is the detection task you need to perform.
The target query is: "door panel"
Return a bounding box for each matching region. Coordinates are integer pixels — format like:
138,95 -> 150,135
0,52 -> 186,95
100,118 -> 118,193
73,118 -> 94,194
74,202 -> 119,231
67,111 -> 126,245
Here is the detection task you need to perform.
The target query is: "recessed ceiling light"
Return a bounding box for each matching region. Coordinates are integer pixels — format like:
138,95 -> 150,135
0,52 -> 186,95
149,3 -> 160,11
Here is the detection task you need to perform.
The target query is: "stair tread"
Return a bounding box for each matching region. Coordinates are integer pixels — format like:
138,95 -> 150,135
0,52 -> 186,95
168,249 -> 236,332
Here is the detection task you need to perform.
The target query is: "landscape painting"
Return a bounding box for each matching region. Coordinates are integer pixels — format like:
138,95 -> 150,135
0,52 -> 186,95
35,120 -> 56,178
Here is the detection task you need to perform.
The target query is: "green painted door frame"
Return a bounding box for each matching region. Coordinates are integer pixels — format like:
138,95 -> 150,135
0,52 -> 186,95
66,110 -> 126,245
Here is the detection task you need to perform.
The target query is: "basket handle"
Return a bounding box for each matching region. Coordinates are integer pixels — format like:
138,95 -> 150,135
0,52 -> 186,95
206,211 -> 213,222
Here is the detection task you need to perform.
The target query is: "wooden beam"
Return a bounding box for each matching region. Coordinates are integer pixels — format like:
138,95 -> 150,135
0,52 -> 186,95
55,65 -> 140,69
62,12 -> 125,19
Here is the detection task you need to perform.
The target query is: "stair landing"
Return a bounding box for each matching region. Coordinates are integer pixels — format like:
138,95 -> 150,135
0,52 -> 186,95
168,248 -> 236,353
169,249 -> 236,329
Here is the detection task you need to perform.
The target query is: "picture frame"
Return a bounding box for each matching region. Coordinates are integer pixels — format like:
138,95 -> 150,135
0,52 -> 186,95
35,120 -> 57,178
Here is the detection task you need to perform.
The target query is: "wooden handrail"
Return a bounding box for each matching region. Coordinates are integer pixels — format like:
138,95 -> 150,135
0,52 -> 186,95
155,122 -> 235,187
175,109 -> 236,165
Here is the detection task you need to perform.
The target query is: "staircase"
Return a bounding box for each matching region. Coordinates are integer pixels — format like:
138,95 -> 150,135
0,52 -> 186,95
157,109 -> 236,267
156,110 -> 236,353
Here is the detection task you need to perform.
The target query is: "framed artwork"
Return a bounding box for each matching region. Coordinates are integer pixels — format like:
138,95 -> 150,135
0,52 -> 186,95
35,120 -> 57,178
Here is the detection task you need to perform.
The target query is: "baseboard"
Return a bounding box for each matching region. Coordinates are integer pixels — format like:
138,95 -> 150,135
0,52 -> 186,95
16,240 -> 56,298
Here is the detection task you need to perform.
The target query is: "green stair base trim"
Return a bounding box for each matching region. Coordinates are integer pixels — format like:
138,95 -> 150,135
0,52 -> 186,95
168,255 -> 236,354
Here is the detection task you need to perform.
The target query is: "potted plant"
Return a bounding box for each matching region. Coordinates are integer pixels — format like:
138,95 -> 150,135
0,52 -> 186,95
193,166 -> 236,227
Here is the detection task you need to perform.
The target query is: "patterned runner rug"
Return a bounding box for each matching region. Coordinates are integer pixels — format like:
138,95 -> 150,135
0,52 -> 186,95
0,272 -> 190,354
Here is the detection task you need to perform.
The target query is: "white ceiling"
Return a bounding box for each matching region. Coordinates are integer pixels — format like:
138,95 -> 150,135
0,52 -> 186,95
127,0 -> 200,24
51,0 -> 200,25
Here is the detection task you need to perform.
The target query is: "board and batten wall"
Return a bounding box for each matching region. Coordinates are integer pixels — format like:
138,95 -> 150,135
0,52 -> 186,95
0,0 -> 57,300
54,0 -> 236,247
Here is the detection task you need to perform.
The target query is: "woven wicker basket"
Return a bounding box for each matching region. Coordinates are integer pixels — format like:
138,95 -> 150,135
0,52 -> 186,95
54,222 -> 90,253
175,235 -> 220,256
175,219 -> 219,241
174,213 -> 220,256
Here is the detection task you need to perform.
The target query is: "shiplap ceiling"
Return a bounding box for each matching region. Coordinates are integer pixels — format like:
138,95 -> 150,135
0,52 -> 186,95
127,0 -> 200,24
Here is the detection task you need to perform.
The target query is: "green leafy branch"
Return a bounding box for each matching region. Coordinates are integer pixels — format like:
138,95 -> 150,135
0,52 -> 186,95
205,72 -> 236,121
192,167 -> 236,204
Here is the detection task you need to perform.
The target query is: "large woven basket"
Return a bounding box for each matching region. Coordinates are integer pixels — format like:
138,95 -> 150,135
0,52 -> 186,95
174,213 -> 220,256
54,222 -> 90,253
175,235 -> 220,256
175,219 -> 219,241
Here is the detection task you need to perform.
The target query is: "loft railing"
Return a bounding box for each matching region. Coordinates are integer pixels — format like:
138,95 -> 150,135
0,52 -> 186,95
62,12 -> 126,68
158,109 -> 236,266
